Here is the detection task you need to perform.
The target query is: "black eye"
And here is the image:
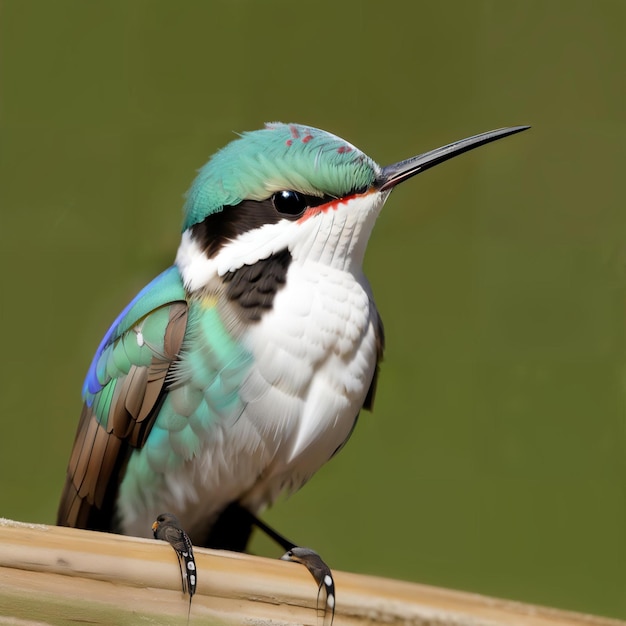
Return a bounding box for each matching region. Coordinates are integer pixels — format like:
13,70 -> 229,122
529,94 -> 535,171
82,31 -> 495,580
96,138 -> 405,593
272,190 -> 308,216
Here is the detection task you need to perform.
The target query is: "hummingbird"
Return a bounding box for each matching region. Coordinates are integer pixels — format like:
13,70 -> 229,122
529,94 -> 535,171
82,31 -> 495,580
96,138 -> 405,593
57,122 -> 528,558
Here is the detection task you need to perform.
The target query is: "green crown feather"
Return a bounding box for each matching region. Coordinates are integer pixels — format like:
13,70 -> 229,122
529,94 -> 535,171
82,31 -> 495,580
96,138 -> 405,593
182,122 -> 379,230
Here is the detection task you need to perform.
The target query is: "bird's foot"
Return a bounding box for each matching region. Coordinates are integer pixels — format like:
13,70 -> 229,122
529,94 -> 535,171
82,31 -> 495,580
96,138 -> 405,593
238,507 -> 336,625
152,513 -> 196,624
282,547 -> 335,626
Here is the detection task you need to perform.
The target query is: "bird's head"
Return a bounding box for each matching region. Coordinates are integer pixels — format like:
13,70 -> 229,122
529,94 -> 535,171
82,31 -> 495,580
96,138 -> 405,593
175,122 -> 528,293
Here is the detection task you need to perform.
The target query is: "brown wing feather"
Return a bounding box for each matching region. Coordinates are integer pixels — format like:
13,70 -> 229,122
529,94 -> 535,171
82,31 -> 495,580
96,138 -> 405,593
57,302 -> 188,531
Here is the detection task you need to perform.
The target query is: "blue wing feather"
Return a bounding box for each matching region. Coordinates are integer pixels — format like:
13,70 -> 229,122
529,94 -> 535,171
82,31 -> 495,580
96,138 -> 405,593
83,266 -> 186,399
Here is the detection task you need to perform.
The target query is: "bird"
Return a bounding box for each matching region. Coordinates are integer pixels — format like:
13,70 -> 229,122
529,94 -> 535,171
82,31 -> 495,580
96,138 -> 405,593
57,122 -> 528,559
152,513 -> 196,621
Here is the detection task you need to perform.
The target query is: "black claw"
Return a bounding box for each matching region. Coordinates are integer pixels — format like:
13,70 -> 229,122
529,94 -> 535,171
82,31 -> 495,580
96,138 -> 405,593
282,547 -> 335,626
153,513 -> 196,623
239,507 -> 336,625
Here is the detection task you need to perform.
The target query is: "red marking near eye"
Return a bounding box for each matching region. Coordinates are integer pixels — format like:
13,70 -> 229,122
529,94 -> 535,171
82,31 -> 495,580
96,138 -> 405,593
302,134 -> 313,143
337,146 -> 352,154
286,139 -> 293,146
289,125 -> 300,139
297,188 -> 375,223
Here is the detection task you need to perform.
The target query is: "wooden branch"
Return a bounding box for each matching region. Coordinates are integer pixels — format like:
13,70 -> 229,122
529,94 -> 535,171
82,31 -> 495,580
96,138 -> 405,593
0,518 -> 621,626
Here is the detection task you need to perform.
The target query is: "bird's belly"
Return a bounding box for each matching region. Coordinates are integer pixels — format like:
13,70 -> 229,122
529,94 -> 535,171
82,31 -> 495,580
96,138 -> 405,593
119,264 -> 378,540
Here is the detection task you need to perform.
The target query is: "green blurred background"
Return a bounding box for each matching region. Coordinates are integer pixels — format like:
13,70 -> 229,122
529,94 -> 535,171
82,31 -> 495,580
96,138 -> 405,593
1,0 -> 625,619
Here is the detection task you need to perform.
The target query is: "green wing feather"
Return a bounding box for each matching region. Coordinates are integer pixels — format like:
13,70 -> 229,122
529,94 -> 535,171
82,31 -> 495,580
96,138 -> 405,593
58,265 -> 253,532
57,267 -> 189,530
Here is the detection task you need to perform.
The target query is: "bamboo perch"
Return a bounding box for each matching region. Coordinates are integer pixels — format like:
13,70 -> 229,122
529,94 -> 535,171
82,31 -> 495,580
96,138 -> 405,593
0,518 -> 622,626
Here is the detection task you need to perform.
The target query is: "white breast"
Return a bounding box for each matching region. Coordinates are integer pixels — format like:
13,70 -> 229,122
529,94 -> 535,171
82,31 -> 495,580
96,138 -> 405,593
236,260 -> 379,510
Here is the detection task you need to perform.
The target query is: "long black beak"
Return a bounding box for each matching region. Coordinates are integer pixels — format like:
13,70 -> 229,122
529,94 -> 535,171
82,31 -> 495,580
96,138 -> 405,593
377,126 -> 530,191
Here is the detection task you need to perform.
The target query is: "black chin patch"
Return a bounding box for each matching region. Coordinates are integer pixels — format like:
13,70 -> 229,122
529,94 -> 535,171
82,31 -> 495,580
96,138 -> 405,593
223,248 -> 292,322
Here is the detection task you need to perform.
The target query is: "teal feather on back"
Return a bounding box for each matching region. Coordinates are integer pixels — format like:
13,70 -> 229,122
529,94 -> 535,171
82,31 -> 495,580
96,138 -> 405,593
182,122 -> 379,229
78,258 -> 254,486
63,258 -> 255,527
127,300 -> 252,476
